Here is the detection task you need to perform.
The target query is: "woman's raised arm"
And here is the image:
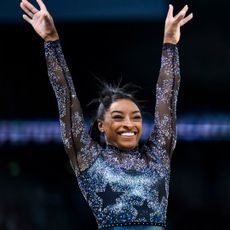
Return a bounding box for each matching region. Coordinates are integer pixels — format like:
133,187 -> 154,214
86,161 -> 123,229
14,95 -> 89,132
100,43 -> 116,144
146,5 -> 193,159
20,0 -> 102,175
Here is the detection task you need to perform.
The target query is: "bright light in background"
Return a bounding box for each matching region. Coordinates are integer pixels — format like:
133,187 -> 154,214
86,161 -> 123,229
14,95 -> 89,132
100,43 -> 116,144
1,114 -> 230,145
1,0 -> 167,22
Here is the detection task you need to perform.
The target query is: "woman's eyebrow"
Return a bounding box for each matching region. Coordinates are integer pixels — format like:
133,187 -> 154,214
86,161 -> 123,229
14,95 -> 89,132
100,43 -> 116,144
111,110 -> 141,114
111,111 -> 123,114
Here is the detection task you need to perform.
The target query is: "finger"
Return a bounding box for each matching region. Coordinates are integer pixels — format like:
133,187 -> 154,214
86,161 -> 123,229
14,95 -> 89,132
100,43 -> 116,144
174,5 -> 188,22
20,2 -> 34,18
166,4 -> 173,19
180,13 -> 193,26
22,14 -> 32,24
36,0 -> 47,11
21,0 -> 39,14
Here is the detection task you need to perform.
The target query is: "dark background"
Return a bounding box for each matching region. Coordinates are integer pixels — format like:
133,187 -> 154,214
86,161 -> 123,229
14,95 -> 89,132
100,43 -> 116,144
0,0 -> 230,229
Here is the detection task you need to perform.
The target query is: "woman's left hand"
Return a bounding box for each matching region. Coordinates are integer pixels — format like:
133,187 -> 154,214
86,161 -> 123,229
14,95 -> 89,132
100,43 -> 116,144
163,4 -> 193,44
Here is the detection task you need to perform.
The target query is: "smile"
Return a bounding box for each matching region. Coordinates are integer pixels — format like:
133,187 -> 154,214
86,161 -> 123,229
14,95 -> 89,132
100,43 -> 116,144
119,132 -> 136,136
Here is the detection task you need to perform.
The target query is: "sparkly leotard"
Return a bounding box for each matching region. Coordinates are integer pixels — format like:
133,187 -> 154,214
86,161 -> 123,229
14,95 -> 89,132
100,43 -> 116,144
44,40 -> 180,229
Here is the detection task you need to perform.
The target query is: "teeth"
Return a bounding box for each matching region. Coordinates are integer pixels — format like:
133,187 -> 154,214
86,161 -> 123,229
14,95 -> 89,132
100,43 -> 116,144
121,132 -> 135,136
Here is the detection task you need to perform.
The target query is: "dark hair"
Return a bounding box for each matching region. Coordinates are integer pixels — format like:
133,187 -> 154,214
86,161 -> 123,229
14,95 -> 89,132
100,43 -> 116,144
89,82 -> 142,145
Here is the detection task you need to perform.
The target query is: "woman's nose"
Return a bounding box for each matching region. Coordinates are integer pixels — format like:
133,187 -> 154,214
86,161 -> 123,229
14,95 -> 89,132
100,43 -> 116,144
122,117 -> 133,128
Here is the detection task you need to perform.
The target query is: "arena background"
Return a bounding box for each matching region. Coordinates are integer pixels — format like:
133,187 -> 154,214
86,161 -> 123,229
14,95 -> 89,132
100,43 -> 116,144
0,0 -> 230,229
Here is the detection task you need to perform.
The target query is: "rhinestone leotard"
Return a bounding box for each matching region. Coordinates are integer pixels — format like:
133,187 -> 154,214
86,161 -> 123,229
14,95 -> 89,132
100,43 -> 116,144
44,40 -> 180,229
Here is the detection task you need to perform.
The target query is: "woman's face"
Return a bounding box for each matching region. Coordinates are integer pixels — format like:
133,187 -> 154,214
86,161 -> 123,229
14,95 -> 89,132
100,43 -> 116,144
98,99 -> 142,150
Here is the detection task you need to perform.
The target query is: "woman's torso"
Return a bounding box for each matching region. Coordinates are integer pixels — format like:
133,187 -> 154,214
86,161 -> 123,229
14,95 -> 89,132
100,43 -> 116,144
78,146 -> 170,229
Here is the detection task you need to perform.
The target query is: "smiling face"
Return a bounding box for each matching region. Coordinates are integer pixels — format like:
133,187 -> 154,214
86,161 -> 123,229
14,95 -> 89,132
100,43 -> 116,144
98,99 -> 142,150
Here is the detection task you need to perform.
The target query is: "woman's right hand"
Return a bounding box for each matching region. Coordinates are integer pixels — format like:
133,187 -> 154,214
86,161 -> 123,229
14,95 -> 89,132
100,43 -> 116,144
20,0 -> 59,41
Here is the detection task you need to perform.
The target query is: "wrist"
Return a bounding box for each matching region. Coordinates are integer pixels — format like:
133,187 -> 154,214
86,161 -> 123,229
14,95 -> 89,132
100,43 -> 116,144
163,32 -> 178,44
163,37 -> 177,45
44,28 -> 59,42
44,34 -> 59,42
163,40 -> 177,45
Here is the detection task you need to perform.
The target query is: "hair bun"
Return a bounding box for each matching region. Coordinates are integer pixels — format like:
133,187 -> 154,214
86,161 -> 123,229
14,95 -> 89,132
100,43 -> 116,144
88,81 -> 141,112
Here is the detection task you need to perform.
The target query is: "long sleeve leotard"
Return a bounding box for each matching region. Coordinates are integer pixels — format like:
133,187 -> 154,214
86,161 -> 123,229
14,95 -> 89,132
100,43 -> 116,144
44,40 -> 180,229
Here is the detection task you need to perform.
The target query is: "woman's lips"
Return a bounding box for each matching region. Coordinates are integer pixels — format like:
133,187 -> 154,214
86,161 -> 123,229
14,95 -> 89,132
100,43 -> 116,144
117,131 -> 138,137
120,132 -> 135,136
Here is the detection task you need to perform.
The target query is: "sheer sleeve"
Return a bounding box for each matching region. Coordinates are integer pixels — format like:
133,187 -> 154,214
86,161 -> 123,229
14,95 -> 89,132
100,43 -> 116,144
144,43 -> 180,160
44,40 -> 102,175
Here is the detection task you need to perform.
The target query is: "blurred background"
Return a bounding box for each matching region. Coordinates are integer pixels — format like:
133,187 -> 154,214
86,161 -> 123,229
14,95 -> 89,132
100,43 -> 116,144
1,0 -> 230,229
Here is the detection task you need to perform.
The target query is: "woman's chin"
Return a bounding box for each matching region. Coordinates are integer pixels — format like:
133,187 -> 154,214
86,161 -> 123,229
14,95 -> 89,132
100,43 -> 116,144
117,143 -> 138,151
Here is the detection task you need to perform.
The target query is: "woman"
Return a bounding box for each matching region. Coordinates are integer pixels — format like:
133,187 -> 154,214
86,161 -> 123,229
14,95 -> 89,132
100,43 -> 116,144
20,0 -> 193,229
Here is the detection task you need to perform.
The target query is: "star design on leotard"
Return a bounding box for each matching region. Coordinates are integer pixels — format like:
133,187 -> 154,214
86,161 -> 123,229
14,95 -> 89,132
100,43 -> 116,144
133,200 -> 153,220
96,183 -> 124,210
150,177 -> 167,203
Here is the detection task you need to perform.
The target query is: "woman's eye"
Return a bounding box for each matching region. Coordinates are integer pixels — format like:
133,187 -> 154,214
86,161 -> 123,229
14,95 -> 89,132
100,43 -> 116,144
112,115 -> 123,120
133,116 -> 142,120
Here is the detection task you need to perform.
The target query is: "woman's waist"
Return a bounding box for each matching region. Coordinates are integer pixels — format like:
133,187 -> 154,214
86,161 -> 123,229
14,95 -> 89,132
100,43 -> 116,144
101,225 -> 165,230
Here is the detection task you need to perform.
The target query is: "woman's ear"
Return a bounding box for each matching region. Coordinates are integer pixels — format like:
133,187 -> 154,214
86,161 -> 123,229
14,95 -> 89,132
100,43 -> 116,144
97,120 -> 104,133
